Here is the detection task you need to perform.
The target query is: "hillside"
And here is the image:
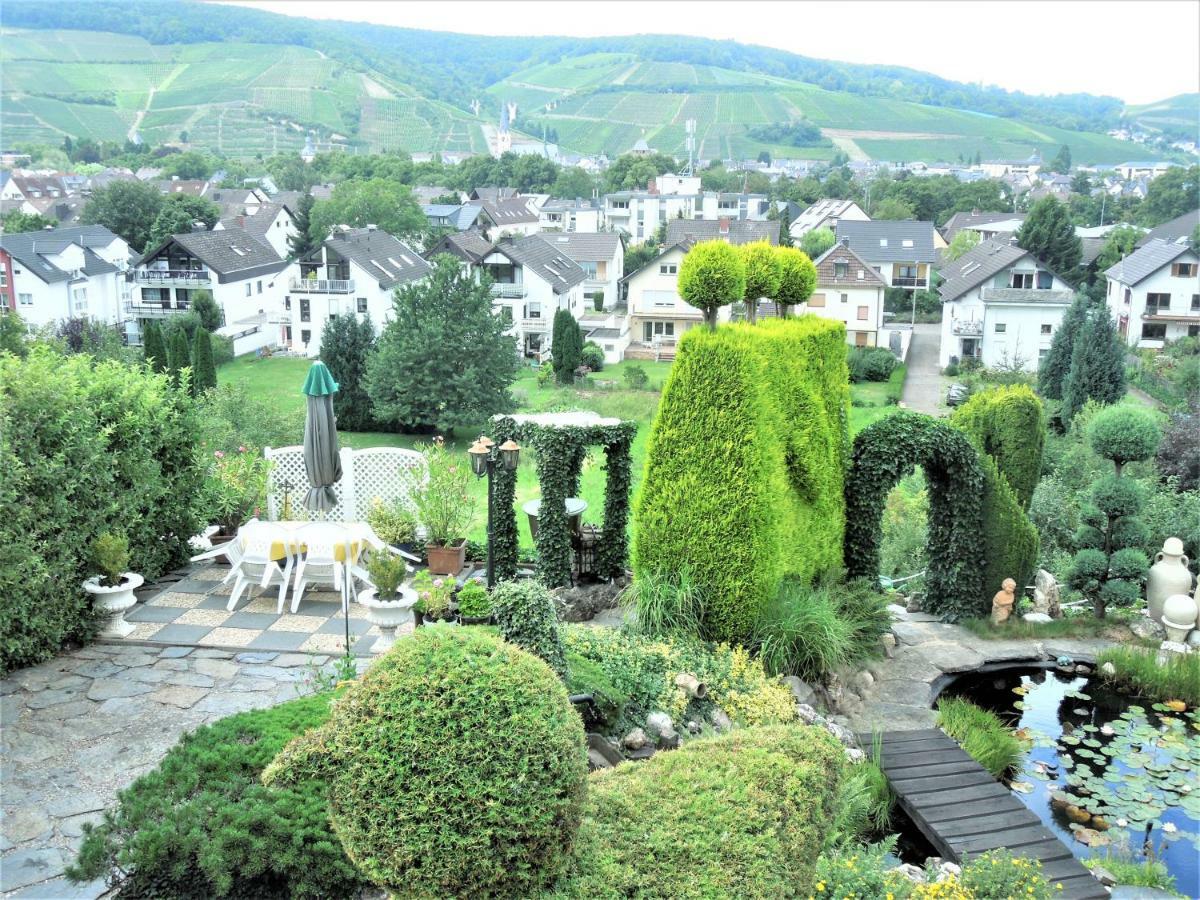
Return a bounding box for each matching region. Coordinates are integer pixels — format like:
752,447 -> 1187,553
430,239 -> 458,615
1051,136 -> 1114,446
1125,93 -> 1200,143
0,2 -> 1173,166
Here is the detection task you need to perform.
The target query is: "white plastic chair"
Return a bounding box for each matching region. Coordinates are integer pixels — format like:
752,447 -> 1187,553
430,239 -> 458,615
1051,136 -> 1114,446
227,529 -> 294,612
291,525 -> 358,614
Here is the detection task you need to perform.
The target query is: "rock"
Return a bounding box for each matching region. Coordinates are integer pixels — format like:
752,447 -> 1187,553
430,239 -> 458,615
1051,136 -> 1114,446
905,595 -> 923,613
2,806 -> 52,843
622,728 -> 648,750
554,582 -> 621,623
656,725 -> 680,750
150,685 -> 209,709
685,720 -> 701,734
645,711 -> 674,738
880,633 -> 897,649
1157,640 -> 1190,663
1130,617 -> 1167,641
587,749 -> 613,770
24,688 -> 87,710
1090,866 -> 1117,887
710,709 -> 732,732
1033,569 -> 1061,618
844,748 -> 865,763
0,847 -> 67,893
1188,629 -> 1200,649
190,649 -> 232,659
625,745 -> 655,761
234,652 -> 278,664
780,675 -> 815,706
44,791 -> 105,819
851,671 -> 874,695
890,863 -> 926,884
1100,662 -> 1116,676
158,646 -> 193,659
1075,664 -> 1091,674
934,861 -> 962,882
796,703 -> 823,726
1022,613 -> 1053,624
825,722 -> 855,747
273,653 -> 323,668
110,652 -> 155,668
59,811 -> 104,839
587,733 -> 623,767
85,680 -> 155,701
193,658 -> 239,680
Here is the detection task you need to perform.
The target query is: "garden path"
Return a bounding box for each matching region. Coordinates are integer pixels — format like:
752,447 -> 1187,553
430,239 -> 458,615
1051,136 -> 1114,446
843,606 -> 1118,734
0,643 -> 360,898
899,323 -> 949,416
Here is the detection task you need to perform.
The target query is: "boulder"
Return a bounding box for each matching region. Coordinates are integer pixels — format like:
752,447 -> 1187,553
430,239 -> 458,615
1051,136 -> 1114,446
1129,616 -> 1167,641
622,727 -> 648,750
1033,569 -> 1062,618
710,708 -> 732,732
1022,612 -> 1053,624
796,703 -> 823,726
1090,866 -> 1116,887
890,864 -> 926,884
555,582 -> 622,623
905,595 -> 923,613
844,747 -> 865,763
851,670 -> 875,695
934,861 -> 962,882
645,711 -> 674,738
780,675 -> 815,706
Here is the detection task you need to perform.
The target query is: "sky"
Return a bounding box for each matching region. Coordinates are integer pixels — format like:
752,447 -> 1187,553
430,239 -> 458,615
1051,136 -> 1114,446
217,0 -> 1200,105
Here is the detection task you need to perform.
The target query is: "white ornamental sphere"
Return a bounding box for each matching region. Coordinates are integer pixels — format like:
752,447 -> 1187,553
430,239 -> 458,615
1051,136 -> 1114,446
1161,593 -> 1199,630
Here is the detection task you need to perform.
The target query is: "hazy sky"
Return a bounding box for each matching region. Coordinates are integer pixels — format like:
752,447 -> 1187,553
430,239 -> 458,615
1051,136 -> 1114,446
218,0 -> 1200,105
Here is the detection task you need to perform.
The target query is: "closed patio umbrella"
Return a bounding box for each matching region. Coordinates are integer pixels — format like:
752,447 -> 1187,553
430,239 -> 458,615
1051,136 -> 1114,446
301,361 -> 342,513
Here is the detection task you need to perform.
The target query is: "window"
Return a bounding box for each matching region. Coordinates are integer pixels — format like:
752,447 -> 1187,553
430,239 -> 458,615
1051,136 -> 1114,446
1146,292 -> 1171,313
284,296 -> 291,310
879,239 -> 888,247
284,326 -> 292,341
579,261 -> 597,278
1036,271 -> 1053,290
301,329 -> 311,344
1170,262 -> 1197,277
18,293 -> 32,306
245,284 -> 252,297
834,262 -> 848,278
902,239 -> 914,248
1141,323 -> 1167,340
854,331 -> 869,347
1040,323 -> 1052,335
840,293 -> 849,304
610,200 -> 628,210
857,305 -> 869,320
357,297 -> 368,313
0,271 -> 6,288
1039,347 -> 1049,361
808,293 -> 826,308
856,269 -> 865,280
299,298 -> 310,322
642,321 -> 675,341
1189,325 -> 1200,337
71,287 -> 87,314
1010,272 -> 1034,289
256,280 -> 263,294
659,263 -> 677,275
527,302 -> 542,319
1192,294 -> 1200,311
995,323 -> 1007,333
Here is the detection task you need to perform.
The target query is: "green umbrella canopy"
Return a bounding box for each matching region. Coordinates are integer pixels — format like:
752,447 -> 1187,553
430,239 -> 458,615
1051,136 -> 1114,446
302,361 -> 339,397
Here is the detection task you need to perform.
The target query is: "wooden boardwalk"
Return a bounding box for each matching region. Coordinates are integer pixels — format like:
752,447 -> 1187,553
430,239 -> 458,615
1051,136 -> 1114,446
874,729 -> 1108,900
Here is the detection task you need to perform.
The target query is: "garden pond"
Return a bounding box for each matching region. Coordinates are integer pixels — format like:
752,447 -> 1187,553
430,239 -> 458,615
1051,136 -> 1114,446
941,666 -> 1200,897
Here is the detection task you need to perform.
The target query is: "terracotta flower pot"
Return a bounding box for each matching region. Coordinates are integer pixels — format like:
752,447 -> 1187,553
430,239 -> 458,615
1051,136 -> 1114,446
426,541 -> 466,576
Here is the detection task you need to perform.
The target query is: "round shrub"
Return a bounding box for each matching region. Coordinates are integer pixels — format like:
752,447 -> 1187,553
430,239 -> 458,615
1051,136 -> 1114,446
548,726 -> 843,898
1108,546 -> 1150,581
580,341 -> 604,372
492,578 -> 567,678
1109,515 -> 1151,550
677,239 -> 746,327
1100,578 -> 1143,607
264,629 -> 587,899
1091,474 -> 1146,519
1087,405 -> 1162,468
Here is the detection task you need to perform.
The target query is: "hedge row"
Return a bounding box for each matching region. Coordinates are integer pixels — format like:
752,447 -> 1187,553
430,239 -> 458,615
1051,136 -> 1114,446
0,349 -> 208,672
633,318 -> 849,643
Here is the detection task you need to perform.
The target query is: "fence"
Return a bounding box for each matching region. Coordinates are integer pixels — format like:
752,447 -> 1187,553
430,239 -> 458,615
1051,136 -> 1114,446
264,445 -> 426,522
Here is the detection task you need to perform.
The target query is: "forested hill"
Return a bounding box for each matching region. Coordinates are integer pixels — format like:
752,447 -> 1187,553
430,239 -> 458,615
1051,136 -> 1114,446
2,0 -> 1123,131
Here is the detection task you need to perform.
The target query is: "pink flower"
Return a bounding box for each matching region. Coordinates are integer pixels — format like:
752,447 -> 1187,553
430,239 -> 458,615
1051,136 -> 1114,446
214,450 -> 226,459
238,445 -> 246,453
433,578 -> 444,588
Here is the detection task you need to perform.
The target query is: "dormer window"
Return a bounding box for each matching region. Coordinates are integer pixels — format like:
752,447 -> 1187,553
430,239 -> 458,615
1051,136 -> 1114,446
879,239 -> 888,247
902,239 -> 914,248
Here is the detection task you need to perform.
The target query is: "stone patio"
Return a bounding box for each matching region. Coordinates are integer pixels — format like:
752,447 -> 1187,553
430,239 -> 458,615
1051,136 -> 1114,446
0,642 -> 361,897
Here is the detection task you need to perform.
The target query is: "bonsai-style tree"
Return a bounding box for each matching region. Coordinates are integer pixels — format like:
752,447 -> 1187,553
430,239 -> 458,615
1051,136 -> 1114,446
678,240 -> 746,329
740,241 -> 782,325
551,308 -> 583,383
1067,406 -> 1161,618
774,246 -> 817,318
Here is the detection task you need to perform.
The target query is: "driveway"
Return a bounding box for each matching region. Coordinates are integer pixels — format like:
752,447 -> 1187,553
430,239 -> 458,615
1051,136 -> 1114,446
900,323 -> 948,417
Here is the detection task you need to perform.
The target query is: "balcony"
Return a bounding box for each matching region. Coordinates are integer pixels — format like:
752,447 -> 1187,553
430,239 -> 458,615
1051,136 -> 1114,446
891,276 -> 928,289
951,318 -> 983,336
134,269 -> 210,287
290,277 -> 355,294
125,301 -> 192,318
491,283 -> 527,299
520,316 -> 549,330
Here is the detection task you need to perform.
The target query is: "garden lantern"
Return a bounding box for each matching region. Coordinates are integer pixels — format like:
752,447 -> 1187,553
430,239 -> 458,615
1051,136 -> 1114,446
499,439 -> 521,472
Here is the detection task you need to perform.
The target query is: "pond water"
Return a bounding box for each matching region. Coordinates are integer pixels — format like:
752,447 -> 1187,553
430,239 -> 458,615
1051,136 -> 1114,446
940,667 -> 1200,898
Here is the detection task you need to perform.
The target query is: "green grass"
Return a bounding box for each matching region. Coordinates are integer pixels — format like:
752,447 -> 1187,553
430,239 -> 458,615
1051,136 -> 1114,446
1084,855 -> 1179,895
1095,646 -> 1200,707
957,614 -> 1123,641
936,696 -> 1024,778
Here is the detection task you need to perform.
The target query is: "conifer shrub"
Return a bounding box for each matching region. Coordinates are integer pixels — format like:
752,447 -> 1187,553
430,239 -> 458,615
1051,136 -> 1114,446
264,629 -> 587,900
492,578 -> 567,678
951,384 -> 1045,509
547,726 -> 843,898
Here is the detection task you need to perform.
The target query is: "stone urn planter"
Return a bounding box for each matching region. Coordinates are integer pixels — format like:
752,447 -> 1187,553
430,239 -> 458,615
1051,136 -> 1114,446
1147,537 -> 1193,624
358,585 -> 417,654
83,573 -> 145,638
1161,593 -> 1198,644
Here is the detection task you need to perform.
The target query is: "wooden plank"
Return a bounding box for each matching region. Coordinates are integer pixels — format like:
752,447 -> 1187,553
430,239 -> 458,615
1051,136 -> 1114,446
879,737 -> 959,756
950,823 -> 1057,853
908,783 -> 1012,809
881,747 -> 974,768
933,808 -> 1042,837
1040,857 -> 1096,882
889,770 -> 997,795
994,838 -> 1074,864
1053,874 -> 1110,900
880,759 -> 982,779
918,794 -> 1026,822
875,728 -> 947,745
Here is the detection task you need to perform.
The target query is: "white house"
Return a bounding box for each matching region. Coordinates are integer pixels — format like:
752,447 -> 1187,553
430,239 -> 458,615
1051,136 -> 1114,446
288,226 -> 432,356
604,174 -> 769,243
538,198 -> 602,233
835,220 -> 938,293
791,240 -> 889,348
938,238 -> 1075,371
979,153 -> 1043,179
788,198 -> 869,240
214,201 -> 297,259
479,198 -> 541,241
133,226 -> 288,354
1115,161 -> 1177,182
536,232 -> 628,364
0,225 -> 131,328
1104,238 -> 1200,349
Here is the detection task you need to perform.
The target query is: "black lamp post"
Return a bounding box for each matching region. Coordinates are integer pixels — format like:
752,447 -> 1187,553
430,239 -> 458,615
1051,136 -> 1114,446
467,435 -> 520,588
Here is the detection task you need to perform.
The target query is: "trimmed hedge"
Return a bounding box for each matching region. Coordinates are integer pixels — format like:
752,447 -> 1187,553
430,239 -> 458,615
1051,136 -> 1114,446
492,579 -> 567,678
69,693 -> 365,900
977,454 -> 1040,602
950,384 -> 1044,509
844,412 -> 986,620
0,349 -> 208,673
547,726 -> 844,899
264,628 -> 587,899
633,318 -> 848,643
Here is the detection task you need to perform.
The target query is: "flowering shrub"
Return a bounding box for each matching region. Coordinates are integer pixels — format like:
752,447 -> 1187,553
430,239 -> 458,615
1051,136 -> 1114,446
812,841 -> 906,900
957,850 -> 1059,898
207,446 -> 271,533
810,847 -> 1060,900
411,569 -> 452,619
411,436 -> 474,546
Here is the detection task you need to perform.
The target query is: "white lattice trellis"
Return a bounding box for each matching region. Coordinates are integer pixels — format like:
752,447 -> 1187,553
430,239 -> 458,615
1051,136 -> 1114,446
264,446 -> 426,522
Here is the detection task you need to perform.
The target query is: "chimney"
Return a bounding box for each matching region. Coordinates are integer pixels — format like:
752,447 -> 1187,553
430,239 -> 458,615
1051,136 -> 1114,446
366,223 -> 377,231
718,217 -> 730,238
191,220 -> 207,233
840,237 -> 850,247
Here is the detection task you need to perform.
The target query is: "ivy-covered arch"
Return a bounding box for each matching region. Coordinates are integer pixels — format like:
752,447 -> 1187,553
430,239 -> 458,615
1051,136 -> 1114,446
490,415 -> 636,588
844,412 -> 987,621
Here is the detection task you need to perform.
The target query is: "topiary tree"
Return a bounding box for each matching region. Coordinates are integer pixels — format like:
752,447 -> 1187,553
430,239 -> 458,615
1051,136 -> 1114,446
844,412 -> 987,620
773,246 -> 817,318
551,308 -> 583,383
1061,307 -> 1126,423
263,629 -> 587,899
190,327 -> 217,395
677,240 -> 746,329
580,341 -> 604,372
1037,293 -> 1088,401
951,384 -> 1045,509
740,241 -> 782,325
1067,405 -> 1161,618
491,579 -> 567,678
141,321 -> 167,374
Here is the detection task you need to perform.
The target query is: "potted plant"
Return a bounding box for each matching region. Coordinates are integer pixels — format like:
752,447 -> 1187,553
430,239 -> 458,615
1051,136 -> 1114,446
456,580 -> 492,625
357,549 -> 416,654
82,532 -> 144,638
412,437 -> 475,575
412,569 -> 454,626
366,497 -> 419,553
208,447 -> 272,543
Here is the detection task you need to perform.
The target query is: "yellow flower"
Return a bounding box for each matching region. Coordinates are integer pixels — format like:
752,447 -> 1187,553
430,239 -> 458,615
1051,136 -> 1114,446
816,882 -> 825,892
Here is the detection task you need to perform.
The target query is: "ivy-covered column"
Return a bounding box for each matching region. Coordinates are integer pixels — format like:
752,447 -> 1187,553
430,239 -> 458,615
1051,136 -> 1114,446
596,423 -> 635,579
532,426 -> 575,587
490,416 -> 520,581
566,441 -> 587,497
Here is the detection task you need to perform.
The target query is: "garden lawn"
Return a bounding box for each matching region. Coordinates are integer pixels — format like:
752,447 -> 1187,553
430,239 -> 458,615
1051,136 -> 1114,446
218,355 -> 887,548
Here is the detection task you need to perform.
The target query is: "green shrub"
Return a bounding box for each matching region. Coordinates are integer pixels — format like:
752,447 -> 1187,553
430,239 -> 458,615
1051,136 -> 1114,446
455,579 -> 491,618
847,346 -> 898,383
976,454 -> 1040,603
677,239 -> 747,327
69,693 -> 366,900
1095,646 -> 1200,706
0,349 -> 207,672
548,726 -> 843,899
951,384 -> 1044,509
491,578 -> 567,678
196,383 -> 303,455
621,364 -> 648,390
1085,854 -> 1176,893
364,497 -> 418,546
813,839 -> 903,899
936,696 -> 1023,778
621,568 -> 707,637
1087,405 -> 1163,472
90,532 -> 130,587
265,629 -> 587,899
552,308 -> 584,383
958,850 -> 1059,899
635,318 -> 848,643
580,341 -> 604,372
826,740 -> 893,851
844,412 -> 986,621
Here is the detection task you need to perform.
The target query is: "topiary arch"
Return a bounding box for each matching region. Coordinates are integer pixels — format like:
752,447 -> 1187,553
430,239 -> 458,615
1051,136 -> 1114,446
844,411 -> 987,620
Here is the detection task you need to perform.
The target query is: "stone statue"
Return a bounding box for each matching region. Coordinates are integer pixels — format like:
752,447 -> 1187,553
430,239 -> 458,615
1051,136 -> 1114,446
1033,569 -> 1062,619
991,577 -> 1017,625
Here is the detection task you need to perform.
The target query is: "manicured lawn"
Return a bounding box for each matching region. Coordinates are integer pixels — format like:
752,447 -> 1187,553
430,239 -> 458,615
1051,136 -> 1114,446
218,355 -> 892,547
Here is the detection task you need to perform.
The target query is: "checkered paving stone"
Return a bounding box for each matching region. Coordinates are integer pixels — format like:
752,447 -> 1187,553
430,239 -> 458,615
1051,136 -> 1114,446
103,563 -> 383,656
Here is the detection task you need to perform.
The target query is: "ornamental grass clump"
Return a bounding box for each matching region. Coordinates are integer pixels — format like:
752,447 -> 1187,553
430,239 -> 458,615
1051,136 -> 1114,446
1096,646 -> 1200,707
264,628 -> 587,900
936,696 -> 1024,779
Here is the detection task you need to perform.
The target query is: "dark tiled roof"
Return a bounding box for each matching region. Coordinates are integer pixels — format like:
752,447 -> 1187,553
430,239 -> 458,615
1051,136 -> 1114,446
470,186 -> 519,203
665,218 -> 777,246
835,220 -> 937,263
938,239 -> 1030,301
481,198 -> 537,225
322,227 -> 430,289
940,211 -> 1026,241
154,179 -> 209,197
586,327 -> 622,340
0,225 -> 123,284
491,234 -> 586,294
425,231 -> 494,264
422,203 -> 485,231
1080,236 -> 1107,268
217,201 -> 291,238
145,227 -> 285,282
813,242 -> 889,288
981,288 -> 1074,304
534,232 -> 621,262
1137,210 -> 1199,247
1104,238 -> 1193,286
